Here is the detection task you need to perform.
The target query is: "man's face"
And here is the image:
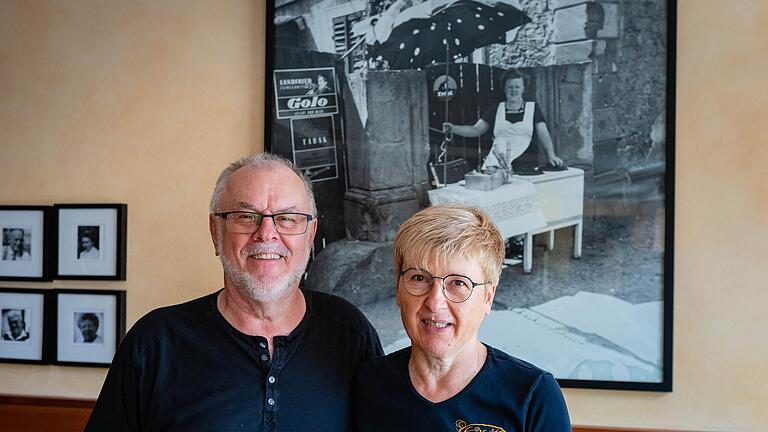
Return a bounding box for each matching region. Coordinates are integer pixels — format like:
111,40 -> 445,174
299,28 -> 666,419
81,237 -> 93,251
79,319 -> 98,342
9,230 -> 23,253
7,312 -> 23,338
317,75 -> 327,89
210,165 -> 316,302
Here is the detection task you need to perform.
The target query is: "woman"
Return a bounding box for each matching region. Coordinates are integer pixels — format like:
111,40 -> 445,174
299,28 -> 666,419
352,204 -> 570,431
443,69 -> 563,172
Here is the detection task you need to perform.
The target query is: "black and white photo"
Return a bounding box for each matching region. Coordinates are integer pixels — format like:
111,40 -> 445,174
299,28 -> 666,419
0,206 -> 52,281
0,288 -> 49,364
53,289 -> 125,367
2,227 -> 31,261
54,204 -> 127,280
77,225 -> 101,260
267,0 -> 674,391
2,308 -> 31,341
73,311 -> 104,344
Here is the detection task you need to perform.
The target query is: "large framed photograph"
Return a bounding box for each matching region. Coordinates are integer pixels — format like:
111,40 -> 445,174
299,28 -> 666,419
52,289 -> 126,367
0,288 -> 50,364
54,204 -> 127,280
0,206 -> 53,281
267,0 -> 675,391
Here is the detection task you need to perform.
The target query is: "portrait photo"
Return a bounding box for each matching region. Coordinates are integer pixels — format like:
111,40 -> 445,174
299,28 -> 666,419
55,204 -> 127,280
72,311 -> 104,344
0,289 -> 49,364
76,225 -> 101,260
54,289 -> 125,367
2,227 -> 32,261
0,206 -> 51,281
2,308 -> 31,342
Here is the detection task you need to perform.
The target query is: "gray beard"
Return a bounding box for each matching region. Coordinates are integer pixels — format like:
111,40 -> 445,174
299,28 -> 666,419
220,252 -> 307,303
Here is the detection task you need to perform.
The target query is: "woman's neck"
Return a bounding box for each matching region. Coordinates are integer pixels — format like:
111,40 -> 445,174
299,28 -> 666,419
408,341 -> 488,403
505,99 -> 524,110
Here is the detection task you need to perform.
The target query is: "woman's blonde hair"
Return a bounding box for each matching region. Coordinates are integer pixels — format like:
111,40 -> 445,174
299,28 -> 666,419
393,204 -> 505,286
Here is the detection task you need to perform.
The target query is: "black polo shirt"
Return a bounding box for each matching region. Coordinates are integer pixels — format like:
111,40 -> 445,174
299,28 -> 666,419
86,289 -> 382,432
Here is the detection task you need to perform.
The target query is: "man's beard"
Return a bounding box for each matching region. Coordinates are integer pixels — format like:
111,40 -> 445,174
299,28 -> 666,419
219,243 -> 309,303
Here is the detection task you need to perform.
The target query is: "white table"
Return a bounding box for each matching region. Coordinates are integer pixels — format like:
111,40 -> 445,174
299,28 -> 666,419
427,179 -> 547,239
515,167 -> 584,273
427,167 -> 584,274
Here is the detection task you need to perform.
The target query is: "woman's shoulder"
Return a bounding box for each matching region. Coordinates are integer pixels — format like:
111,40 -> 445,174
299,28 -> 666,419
485,345 -> 555,382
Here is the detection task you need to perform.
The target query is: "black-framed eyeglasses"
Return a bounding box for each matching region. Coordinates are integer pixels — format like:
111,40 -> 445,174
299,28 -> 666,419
399,268 -> 489,303
214,211 -> 314,235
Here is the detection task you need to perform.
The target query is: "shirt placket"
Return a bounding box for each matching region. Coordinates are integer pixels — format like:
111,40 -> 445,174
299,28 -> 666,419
257,338 -> 285,431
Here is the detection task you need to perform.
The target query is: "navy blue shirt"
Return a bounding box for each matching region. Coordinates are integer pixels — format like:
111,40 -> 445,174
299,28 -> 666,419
86,289 -> 382,432
352,345 -> 570,432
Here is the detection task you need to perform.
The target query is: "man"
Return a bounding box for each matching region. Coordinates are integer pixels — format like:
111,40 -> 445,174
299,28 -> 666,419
78,231 -> 100,259
2,309 -> 30,341
86,153 -> 382,431
77,313 -> 102,343
2,229 -> 30,261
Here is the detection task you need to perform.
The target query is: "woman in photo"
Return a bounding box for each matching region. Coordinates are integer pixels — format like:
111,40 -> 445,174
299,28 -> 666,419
443,69 -> 563,173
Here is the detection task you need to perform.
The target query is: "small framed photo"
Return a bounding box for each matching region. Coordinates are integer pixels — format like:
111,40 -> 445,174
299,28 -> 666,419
54,204 -> 127,280
52,289 -> 126,367
0,288 -> 50,364
0,206 -> 53,281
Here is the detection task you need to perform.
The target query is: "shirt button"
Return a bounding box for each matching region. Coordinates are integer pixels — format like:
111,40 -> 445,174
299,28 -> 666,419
259,342 -> 267,349
268,376 -> 276,384
260,354 -> 269,361
267,398 -> 275,406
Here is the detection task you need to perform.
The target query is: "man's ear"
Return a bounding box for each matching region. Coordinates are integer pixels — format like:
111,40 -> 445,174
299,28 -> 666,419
209,214 -> 220,256
307,216 -> 318,247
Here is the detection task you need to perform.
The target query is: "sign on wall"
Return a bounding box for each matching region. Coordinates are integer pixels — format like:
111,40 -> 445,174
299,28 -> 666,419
290,115 -> 338,182
273,67 -> 339,119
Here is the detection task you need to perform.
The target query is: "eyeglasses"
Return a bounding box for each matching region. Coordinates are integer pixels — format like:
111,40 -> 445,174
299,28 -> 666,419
214,211 -> 314,235
399,268 -> 489,303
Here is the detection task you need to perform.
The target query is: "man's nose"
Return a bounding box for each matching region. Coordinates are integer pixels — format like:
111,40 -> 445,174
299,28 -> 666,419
252,216 -> 279,241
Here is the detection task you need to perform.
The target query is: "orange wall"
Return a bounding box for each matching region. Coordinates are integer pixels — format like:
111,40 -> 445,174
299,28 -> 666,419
0,1 -> 767,430
0,0 -> 264,398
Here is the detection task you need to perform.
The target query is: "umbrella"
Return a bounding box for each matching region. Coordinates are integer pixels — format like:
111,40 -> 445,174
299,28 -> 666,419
369,0 -> 531,70
364,0 -> 531,186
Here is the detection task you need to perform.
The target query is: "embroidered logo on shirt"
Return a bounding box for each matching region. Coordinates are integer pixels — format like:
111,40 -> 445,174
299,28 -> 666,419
456,419 -> 506,432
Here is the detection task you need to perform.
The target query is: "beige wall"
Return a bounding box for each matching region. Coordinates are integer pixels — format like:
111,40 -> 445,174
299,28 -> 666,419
0,0 -> 766,430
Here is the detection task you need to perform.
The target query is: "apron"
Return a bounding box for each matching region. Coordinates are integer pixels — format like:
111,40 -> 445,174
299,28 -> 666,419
482,101 -> 535,170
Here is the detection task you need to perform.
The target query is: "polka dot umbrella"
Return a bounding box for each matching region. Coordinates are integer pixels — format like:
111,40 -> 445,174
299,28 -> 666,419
369,0 -> 531,70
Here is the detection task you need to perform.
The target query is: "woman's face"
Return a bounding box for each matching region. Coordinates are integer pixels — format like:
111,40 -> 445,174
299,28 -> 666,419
504,77 -> 525,102
397,255 -> 495,360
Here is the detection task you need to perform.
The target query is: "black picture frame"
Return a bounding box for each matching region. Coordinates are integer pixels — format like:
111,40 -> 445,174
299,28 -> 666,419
51,289 -> 126,367
0,205 -> 53,281
0,288 -> 51,364
266,0 -> 675,391
53,204 -> 127,280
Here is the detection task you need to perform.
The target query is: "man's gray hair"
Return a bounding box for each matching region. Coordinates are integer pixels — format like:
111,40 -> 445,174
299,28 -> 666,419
209,153 -> 317,215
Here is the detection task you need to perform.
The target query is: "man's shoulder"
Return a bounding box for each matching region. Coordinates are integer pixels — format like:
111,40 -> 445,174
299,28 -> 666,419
305,289 -> 378,337
120,291 -> 220,361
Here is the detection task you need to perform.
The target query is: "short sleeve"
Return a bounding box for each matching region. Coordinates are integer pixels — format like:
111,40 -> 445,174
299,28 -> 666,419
480,104 -> 498,129
525,373 -> 571,432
